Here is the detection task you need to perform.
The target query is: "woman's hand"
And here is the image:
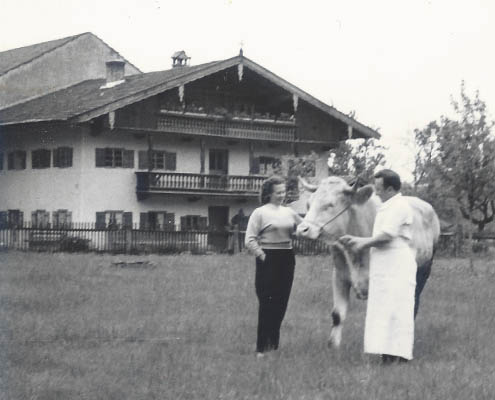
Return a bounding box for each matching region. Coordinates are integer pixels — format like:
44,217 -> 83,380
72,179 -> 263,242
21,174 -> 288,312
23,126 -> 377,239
258,253 -> 266,262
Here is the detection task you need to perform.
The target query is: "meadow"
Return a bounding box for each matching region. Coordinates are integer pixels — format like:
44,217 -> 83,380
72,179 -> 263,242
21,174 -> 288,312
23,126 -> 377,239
0,251 -> 494,400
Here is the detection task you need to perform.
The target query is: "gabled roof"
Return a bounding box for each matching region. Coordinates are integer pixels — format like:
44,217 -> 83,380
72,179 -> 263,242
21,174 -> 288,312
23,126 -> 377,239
0,32 -> 141,77
0,55 -> 379,139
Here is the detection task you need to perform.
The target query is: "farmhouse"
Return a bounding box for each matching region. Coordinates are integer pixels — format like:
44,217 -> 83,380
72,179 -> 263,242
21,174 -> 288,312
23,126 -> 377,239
0,33 -> 379,239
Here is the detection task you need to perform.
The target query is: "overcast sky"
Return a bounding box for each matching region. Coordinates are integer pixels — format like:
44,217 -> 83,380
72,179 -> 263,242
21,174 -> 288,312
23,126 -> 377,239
1,0 -> 494,180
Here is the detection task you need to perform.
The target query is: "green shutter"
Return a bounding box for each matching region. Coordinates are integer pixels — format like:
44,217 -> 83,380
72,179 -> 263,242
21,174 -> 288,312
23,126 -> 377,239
123,212 -> 133,228
138,151 -> 148,169
140,212 -> 148,230
96,212 -> 106,229
53,148 -> 60,167
165,212 -> 175,231
250,157 -> 260,174
95,149 -> 105,167
123,150 -> 134,168
165,152 -> 177,171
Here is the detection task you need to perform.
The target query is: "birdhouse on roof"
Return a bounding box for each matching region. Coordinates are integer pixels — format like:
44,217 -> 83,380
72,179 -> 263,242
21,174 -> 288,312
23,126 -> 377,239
171,50 -> 190,68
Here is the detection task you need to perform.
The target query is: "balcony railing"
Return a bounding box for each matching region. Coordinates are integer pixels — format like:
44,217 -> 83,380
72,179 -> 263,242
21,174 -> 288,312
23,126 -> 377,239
156,111 -> 296,142
136,171 -> 265,197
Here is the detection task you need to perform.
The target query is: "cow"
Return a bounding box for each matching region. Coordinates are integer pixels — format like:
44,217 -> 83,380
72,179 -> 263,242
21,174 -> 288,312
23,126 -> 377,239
295,176 -> 440,348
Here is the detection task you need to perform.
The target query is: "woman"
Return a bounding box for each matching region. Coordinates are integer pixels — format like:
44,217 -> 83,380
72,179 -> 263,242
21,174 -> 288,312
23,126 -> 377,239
245,176 -> 302,357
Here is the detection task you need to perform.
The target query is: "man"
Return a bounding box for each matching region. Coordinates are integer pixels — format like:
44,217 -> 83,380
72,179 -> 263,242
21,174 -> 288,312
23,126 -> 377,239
339,169 -> 416,364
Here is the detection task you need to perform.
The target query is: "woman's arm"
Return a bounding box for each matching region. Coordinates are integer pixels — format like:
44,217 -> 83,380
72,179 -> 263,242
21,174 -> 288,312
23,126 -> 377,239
245,209 -> 266,260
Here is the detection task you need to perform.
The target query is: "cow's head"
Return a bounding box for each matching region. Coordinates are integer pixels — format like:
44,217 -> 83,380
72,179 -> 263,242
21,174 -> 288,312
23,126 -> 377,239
296,176 -> 375,242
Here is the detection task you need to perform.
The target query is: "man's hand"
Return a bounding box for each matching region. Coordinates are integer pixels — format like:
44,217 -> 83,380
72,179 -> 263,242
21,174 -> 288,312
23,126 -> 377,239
339,235 -> 369,253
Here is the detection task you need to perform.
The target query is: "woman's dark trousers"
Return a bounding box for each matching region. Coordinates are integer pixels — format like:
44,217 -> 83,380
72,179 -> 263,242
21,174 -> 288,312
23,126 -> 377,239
255,249 -> 295,353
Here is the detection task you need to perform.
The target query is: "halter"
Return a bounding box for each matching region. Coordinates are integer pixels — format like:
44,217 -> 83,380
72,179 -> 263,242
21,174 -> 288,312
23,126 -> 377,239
305,203 -> 353,238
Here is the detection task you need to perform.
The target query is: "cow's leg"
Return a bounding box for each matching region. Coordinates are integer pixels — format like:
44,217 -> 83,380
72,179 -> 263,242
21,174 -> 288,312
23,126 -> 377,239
329,257 -> 351,348
414,257 -> 432,318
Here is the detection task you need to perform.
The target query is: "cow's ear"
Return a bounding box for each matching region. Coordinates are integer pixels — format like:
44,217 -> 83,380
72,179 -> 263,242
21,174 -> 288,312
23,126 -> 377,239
353,185 -> 374,204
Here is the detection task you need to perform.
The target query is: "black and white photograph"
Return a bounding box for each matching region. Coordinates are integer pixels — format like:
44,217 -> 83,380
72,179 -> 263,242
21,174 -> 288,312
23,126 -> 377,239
0,0 -> 494,398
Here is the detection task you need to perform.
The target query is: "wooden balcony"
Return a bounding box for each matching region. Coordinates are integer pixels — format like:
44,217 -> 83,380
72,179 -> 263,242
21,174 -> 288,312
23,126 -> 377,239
156,111 -> 296,142
136,171 -> 265,198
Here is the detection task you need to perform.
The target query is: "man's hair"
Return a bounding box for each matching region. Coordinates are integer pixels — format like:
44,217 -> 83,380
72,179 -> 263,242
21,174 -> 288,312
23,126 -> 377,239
374,169 -> 401,191
260,175 -> 286,205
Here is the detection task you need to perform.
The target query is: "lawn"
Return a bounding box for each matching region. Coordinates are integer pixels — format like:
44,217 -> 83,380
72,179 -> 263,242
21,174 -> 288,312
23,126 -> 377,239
0,251 -> 494,399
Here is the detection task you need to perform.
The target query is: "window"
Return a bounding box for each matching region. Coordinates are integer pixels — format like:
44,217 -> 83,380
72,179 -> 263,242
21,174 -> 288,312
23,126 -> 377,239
7,209 -> 23,228
250,156 -> 280,175
31,209 -> 50,228
138,150 -> 177,170
53,147 -> 73,168
180,215 -> 207,231
139,211 -> 175,230
52,209 -> 72,228
95,211 -> 133,229
209,149 -> 228,174
95,148 -> 134,168
7,150 -> 26,170
0,152 -> 3,171
32,149 -> 51,169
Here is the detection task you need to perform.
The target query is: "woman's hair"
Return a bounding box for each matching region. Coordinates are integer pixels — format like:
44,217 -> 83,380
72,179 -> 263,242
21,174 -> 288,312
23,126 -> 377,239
260,175 -> 286,205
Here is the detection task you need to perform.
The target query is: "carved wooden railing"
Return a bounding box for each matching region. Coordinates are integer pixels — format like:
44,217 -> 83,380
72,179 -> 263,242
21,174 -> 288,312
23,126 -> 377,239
156,111 -> 295,141
136,172 -> 264,195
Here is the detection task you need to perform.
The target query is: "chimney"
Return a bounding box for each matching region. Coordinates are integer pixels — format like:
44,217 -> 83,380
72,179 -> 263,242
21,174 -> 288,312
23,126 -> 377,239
171,51 -> 190,68
106,60 -> 125,83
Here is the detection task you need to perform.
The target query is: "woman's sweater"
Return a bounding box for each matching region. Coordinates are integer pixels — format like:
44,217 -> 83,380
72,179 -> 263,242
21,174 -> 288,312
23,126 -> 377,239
245,204 -> 302,257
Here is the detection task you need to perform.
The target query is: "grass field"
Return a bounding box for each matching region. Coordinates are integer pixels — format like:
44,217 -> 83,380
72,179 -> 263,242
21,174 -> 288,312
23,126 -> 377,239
0,251 -> 494,400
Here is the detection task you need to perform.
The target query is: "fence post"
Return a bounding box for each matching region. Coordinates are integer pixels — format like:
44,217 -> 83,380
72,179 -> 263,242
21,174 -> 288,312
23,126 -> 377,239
125,227 -> 132,254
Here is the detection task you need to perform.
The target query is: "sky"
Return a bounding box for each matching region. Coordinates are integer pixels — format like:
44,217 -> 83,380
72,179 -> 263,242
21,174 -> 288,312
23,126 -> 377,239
1,0 -> 494,181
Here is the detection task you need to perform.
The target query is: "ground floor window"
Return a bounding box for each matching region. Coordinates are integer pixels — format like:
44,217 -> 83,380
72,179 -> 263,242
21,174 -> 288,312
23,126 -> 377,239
53,147 -> 73,168
8,151 -> 26,170
95,211 -> 133,229
31,209 -> 50,228
0,210 -> 24,228
52,209 -> 72,228
180,215 -> 207,231
139,211 -> 175,230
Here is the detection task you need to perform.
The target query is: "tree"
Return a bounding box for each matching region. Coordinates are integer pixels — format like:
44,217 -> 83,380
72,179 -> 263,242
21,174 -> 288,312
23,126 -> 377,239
413,82 -> 495,270
414,82 -> 495,232
328,138 -> 386,183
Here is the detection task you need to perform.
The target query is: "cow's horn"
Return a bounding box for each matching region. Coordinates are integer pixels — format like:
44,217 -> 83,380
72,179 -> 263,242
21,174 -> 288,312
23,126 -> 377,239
298,176 -> 318,192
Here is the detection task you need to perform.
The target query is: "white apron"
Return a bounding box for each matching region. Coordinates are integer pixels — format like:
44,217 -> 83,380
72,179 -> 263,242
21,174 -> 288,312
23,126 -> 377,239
364,194 -> 417,360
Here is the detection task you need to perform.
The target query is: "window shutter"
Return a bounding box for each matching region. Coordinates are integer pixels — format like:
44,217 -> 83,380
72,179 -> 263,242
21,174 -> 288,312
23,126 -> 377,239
140,212 -> 148,230
138,151 -> 148,169
123,212 -> 133,228
0,212 -> 7,228
66,148 -> 73,167
52,210 -> 59,228
31,211 -> 37,227
180,216 -> 187,231
0,152 -> 3,170
199,216 -> 208,230
44,211 -> 50,228
20,152 -> 26,170
19,211 -> 24,227
7,153 -> 14,170
165,152 -> 177,171
95,149 -> 105,167
165,212 -> 175,231
250,157 -> 260,174
123,150 -> 134,168
53,148 -> 60,167
96,212 -> 106,229
66,212 -> 72,228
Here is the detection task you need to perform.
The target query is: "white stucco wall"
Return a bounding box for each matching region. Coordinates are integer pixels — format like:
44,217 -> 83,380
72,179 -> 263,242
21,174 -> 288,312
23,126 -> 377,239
0,123 -> 327,225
